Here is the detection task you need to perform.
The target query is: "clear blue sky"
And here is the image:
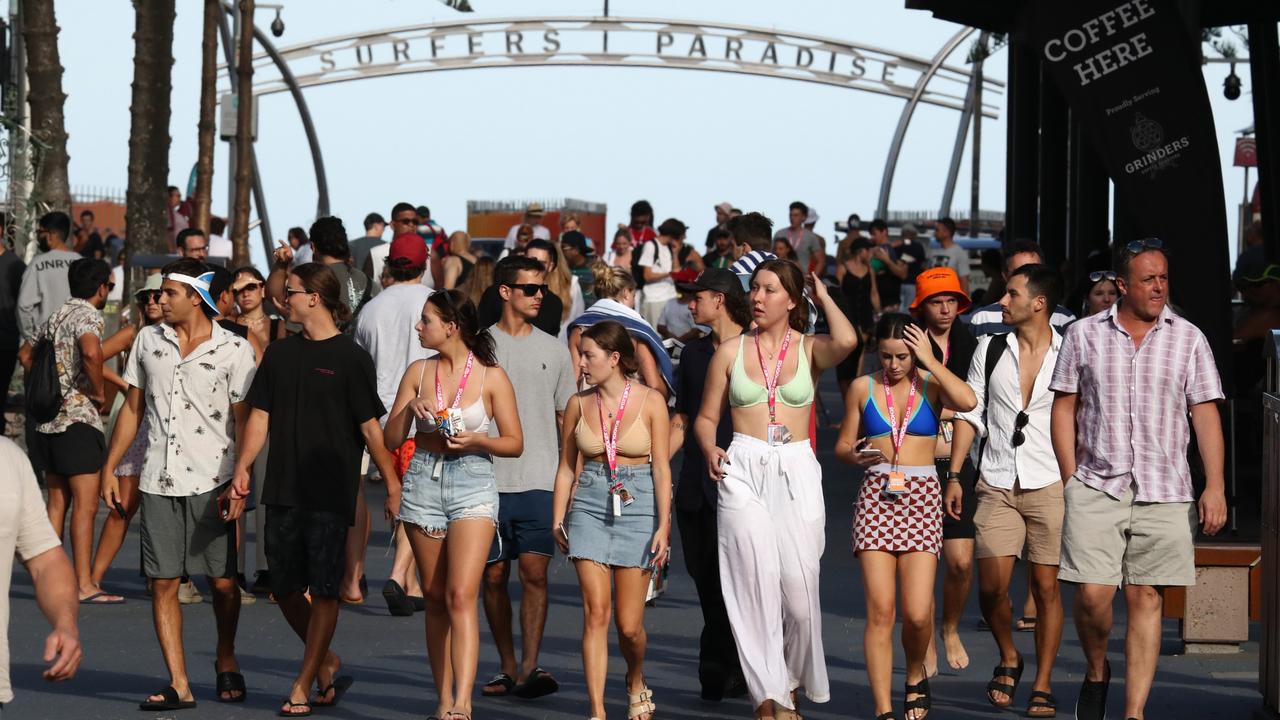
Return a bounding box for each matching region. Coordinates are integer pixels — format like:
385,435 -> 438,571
57,0 -> 1257,270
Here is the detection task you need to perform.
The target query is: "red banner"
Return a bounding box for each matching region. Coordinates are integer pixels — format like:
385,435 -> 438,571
1235,137 -> 1258,167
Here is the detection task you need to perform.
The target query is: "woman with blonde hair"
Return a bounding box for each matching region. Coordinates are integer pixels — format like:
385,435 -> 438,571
552,320 -> 671,720
443,231 -> 478,290
462,256 -> 495,307
567,262 -> 672,399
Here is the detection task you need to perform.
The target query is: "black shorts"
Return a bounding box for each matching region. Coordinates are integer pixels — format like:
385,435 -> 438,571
488,490 -> 554,562
264,505 -> 349,600
939,456 -> 978,540
29,422 -> 105,476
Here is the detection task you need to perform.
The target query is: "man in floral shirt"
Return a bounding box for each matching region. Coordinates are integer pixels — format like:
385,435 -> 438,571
99,257 -> 256,711
19,258 -> 114,605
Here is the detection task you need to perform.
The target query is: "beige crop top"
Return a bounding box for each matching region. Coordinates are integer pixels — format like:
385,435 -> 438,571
574,388 -> 652,459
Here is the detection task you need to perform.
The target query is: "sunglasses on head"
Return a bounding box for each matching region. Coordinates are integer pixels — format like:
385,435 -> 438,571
136,290 -> 161,304
504,282 -> 548,297
1088,271 -> 1117,283
1011,411 -> 1030,448
1124,237 -> 1163,255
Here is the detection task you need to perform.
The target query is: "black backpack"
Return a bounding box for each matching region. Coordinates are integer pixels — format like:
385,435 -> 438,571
25,326 -> 63,424
631,240 -> 654,291
974,329 -> 1060,469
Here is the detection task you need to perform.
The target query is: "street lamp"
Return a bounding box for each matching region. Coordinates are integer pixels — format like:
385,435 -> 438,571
1224,62 -> 1242,100
260,3 -> 285,37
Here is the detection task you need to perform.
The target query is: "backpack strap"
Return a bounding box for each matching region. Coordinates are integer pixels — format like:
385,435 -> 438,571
975,332 -> 1009,472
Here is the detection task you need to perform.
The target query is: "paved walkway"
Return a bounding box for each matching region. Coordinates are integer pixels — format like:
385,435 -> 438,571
3,393 -> 1265,719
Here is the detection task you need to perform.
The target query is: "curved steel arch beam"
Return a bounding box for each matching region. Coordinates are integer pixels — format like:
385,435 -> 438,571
875,26 -> 975,221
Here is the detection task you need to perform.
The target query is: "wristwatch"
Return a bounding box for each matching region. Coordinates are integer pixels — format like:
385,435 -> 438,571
945,470 -> 961,481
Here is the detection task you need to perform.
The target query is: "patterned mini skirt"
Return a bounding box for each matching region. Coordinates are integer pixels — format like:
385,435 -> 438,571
853,463 -> 942,556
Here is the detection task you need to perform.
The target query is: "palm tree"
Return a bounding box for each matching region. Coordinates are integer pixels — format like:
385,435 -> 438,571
191,0 -> 219,235
22,0 -> 70,215
124,0 -> 176,264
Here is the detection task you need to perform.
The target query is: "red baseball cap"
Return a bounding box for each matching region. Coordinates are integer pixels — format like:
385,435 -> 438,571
388,232 -> 427,269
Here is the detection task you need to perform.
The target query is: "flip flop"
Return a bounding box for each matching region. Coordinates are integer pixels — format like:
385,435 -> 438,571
514,667 -> 560,699
139,685 -> 197,711
80,591 -> 124,605
382,579 -> 415,616
278,699 -> 312,717
482,672 -> 516,696
1015,616 -> 1038,632
312,675 -> 353,708
215,663 -> 247,703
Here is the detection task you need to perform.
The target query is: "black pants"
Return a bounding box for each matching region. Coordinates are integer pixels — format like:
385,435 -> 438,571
676,504 -> 741,688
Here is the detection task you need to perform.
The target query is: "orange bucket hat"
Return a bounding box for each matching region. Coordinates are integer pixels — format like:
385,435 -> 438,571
911,267 -> 971,313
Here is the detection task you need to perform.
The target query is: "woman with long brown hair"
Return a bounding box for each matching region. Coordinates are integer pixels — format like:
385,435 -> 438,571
552,320 -> 671,720
384,289 -> 523,720
694,259 -> 857,720
443,231 -> 478,290
462,256 -> 495,307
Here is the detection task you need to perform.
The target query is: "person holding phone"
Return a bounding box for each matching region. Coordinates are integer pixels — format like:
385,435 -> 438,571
383,289 -> 524,720
836,312 -> 977,720
551,320 -> 672,720
693,259 -> 856,720
99,258 -> 257,710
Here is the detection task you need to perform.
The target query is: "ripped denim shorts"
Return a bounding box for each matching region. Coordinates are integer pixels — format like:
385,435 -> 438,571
400,450 -> 498,536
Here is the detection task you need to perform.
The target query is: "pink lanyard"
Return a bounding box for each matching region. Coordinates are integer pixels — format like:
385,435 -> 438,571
755,329 -> 793,424
596,381 -> 633,483
434,352 -> 475,411
883,373 -> 919,466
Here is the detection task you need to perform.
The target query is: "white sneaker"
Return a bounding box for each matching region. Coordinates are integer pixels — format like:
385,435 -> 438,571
178,580 -> 203,604
239,584 -> 256,605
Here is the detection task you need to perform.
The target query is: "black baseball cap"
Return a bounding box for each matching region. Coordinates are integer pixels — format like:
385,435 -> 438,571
560,230 -> 591,256
678,267 -> 745,298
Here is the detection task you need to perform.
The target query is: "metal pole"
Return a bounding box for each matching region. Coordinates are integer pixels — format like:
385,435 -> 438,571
875,26 -> 974,220
223,5 -> 236,226
937,52 -> 978,219
970,34 -> 985,234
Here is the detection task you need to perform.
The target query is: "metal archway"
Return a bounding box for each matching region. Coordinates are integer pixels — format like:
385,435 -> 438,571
224,16 -> 1004,224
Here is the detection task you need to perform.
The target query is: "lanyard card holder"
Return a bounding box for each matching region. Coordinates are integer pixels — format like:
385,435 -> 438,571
885,470 -> 908,495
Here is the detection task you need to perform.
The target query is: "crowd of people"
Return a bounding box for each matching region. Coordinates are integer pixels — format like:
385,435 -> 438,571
0,199 -> 1231,720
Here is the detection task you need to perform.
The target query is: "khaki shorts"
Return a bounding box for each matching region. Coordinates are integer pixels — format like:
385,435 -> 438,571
1057,478 -> 1197,587
974,480 -> 1064,565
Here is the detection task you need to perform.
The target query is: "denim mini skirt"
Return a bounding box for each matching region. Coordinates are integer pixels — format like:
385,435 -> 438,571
566,461 -> 658,569
400,449 -> 498,535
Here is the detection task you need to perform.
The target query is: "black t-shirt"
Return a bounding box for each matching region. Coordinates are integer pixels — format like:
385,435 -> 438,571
899,240 -> 927,285
218,318 -> 248,339
247,333 -> 384,523
929,320 -> 978,380
477,283 -> 564,337
674,335 -> 735,513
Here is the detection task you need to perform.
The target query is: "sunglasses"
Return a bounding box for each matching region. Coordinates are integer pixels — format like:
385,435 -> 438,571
105,281 -> 116,292
1010,411 -> 1030,448
284,287 -> 313,298
505,282 -> 548,297
1088,271 -> 1117,283
135,290 -> 161,304
1124,237 -> 1163,255
234,281 -> 263,294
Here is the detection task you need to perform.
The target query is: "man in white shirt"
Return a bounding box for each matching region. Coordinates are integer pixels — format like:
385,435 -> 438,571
637,218 -> 682,328
947,263 -> 1065,717
366,203 -> 433,295
966,241 -> 1074,336
100,257 -> 257,710
503,202 -> 552,250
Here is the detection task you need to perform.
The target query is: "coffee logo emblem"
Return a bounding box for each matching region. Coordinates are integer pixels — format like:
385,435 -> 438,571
1123,111 -> 1187,176
1129,112 -> 1163,151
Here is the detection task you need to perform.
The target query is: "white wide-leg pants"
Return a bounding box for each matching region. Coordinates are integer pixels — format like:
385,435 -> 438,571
717,433 -> 830,710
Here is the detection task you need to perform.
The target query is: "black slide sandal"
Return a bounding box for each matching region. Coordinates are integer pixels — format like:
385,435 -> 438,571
904,675 -> 931,720
214,664 -> 247,703
381,579 -> 415,616
139,685 -> 197,711
1027,690 -> 1058,718
987,656 -> 1024,708
482,672 -> 516,696
514,667 -> 560,699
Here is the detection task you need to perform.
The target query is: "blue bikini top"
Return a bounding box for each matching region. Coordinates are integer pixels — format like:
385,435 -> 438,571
861,374 -> 939,439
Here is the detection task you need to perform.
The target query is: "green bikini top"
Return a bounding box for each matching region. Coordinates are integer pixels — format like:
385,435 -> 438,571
728,333 -> 815,409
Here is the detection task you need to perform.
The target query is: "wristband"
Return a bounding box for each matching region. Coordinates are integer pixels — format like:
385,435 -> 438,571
945,470 -> 961,480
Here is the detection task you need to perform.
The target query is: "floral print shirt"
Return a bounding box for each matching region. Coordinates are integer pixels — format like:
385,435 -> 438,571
123,322 -> 256,497
34,298 -> 104,435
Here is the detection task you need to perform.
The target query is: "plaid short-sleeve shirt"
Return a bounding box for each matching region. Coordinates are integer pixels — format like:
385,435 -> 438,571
1049,302 -> 1223,503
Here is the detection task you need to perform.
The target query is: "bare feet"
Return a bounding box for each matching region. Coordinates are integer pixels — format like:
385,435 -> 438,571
940,624 -> 970,670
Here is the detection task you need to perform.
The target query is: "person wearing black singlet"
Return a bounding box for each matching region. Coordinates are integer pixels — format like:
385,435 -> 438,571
443,231 -> 477,290
836,238 -> 880,394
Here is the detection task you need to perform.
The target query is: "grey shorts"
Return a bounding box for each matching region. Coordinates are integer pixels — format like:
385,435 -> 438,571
566,462 -> 659,569
140,485 -> 236,580
399,450 -> 498,536
1058,478 -> 1197,587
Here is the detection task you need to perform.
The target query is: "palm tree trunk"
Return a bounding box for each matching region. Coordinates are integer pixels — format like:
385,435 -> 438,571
125,0 -> 175,268
22,0 -> 70,214
230,0 -> 254,268
191,0 -> 219,235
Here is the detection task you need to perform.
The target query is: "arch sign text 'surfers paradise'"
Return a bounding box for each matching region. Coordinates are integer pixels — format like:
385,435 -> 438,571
1024,0 -> 1233,386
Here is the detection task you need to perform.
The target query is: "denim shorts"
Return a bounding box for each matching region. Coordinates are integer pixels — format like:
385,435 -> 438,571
400,450 -> 499,536
566,461 -> 658,569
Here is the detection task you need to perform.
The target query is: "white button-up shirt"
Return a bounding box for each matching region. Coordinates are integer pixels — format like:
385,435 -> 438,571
956,330 -> 1062,490
123,322 -> 256,497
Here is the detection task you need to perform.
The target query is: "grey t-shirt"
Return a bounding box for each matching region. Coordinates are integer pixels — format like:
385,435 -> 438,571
16,248 -> 80,341
487,324 -> 576,493
774,228 -> 824,270
929,243 -> 969,276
